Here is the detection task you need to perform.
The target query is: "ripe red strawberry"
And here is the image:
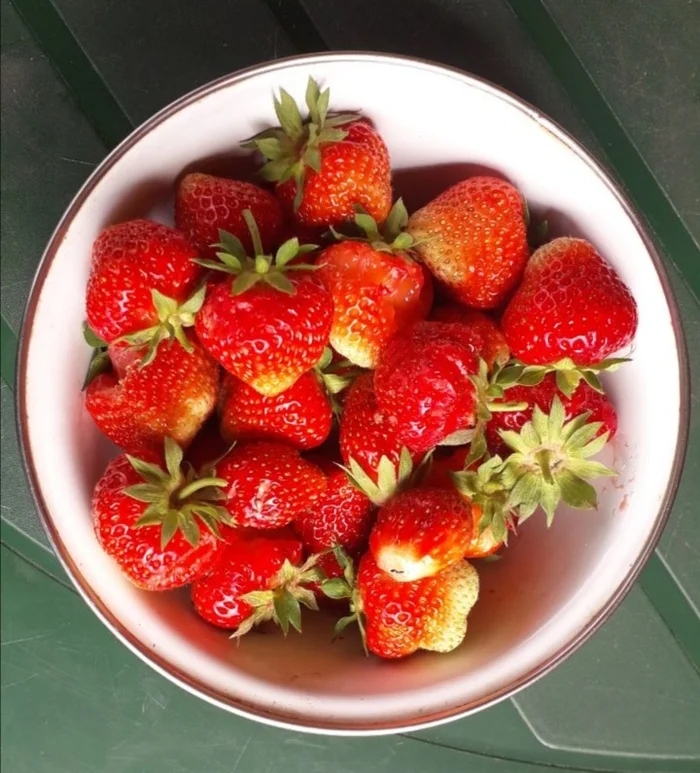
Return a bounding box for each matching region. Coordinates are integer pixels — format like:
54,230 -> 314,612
422,446 -> 471,489
191,531 -> 325,636
322,551 -> 479,659
218,369 -> 333,451
485,373 -> 618,457
93,439 -> 232,590
317,200 -> 434,368
374,321 -> 480,452
339,373 -> 422,505
431,305 -> 509,370
294,459 -> 374,554
175,173 -> 283,258
194,212 -> 332,396
407,177 -> 529,309
245,77 -> 391,227
369,488 -> 474,582
502,237 -> 638,366
85,335 -> 219,455
214,441 -> 326,529
86,219 -> 203,343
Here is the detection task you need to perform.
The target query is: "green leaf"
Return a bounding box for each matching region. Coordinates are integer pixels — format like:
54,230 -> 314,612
322,373 -> 353,395
274,591 -> 302,635
82,322 -> 106,348
274,88 -> 304,139
231,272 -> 262,296
491,513 -> 507,544
376,456 -> 398,497
163,437 -> 184,481
304,146 -> 322,173
275,238 -> 300,267
440,429 -> 475,446
193,258 -> 235,273
555,469 -> 599,511
397,447 -> 414,484
177,510 -> 200,547
123,484 -> 163,503
581,370 -> 604,393
265,272 -> 295,294
160,510 -> 179,549
217,229 -> 247,262
179,284 -> 207,315
126,455 -> 168,486
334,614 -> 358,637
254,137 -> 285,161
134,510 -> 165,528
321,578 -> 352,600
354,212 -> 381,242
555,369 -> 580,398
518,367 -> 547,387
81,350 -> 111,390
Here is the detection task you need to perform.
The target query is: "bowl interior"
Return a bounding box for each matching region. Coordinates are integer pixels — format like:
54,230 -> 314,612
20,54 -> 683,733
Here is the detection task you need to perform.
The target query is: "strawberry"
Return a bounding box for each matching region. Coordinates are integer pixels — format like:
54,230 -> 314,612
175,173 -> 283,258
421,446 -> 471,489
501,237 -> 638,366
213,441 -> 326,529
86,219 -> 203,343
294,459 -> 374,554
407,177 -> 529,309
369,488 -> 474,582
339,373 -> 422,505
194,211 -> 332,396
485,373 -> 617,457
373,321 -> 481,453
244,77 -> 391,227
431,305 -> 509,370
85,335 -> 219,455
321,550 -> 479,659
219,369 -> 333,451
93,439 -> 232,590
317,200 -> 434,368
191,531 -> 322,636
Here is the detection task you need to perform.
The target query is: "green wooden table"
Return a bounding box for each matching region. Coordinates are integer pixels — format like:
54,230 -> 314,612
2,1 -> 699,770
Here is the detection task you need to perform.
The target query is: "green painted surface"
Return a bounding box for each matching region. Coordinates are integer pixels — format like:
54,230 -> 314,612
1,0 -> 700,769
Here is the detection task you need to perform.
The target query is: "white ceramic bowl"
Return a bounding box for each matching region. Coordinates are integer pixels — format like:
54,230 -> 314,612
17,52 -> 689,735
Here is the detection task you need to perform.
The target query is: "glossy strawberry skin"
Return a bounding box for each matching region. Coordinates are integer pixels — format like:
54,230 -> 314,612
93,454 -> 223,590
358,553 -> 479,659
86,219 -> 203,343
407,177 -> 529,309
369,488 -> 474,581
502,237 -> 638,365
485,372 -> 618,456
175,173 -> 283,258
317,242 -> 433,368
85,337 -> 219,455
195,274 -> 333,397
294,460 -> 374,553
431,305 -> 509,369
191,532 -> 303,629
339,373 -> 421,481
277,120 -> 392,228
374,322 -> 480,453
219,371 -> 332,450
214,441 -> 326,529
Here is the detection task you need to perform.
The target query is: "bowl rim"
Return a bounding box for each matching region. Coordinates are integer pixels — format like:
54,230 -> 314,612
15,50 -> 691,736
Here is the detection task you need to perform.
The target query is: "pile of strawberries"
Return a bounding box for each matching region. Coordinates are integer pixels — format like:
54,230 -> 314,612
82,78 -> 638,660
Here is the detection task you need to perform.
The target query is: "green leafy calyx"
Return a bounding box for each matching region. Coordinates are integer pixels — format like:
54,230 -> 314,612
233,554 -> 323,639
340,447 -> 416,506
314,347 -> 363,415
117,285 -> 206,368
494,357 -> 631,398
498,396 -> 617,525
81,322 -> 110,389
242,77 -> 359,211
126,437 -> 232,549
320,546 -> 368,656
331,199 -> 417,255
194,210 -> 318,297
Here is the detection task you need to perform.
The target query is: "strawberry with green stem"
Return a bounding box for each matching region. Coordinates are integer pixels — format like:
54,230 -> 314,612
194,210 -> 333,396
501,237 -> 637,374
93,438 -> 233,590
191,531 -> 324,636
321,548 -> 480,660
86,219 -> 203,344
317,199 -> 434,368
244,77 -> 391,227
